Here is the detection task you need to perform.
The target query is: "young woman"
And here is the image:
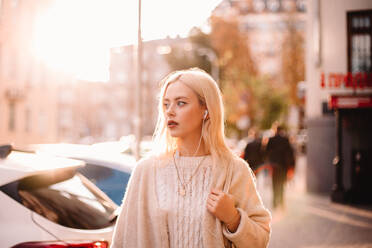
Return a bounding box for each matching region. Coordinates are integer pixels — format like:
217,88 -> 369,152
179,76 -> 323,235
111,68 -> 271,248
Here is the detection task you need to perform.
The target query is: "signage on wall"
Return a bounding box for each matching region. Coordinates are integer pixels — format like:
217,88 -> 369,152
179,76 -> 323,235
321,72 -> 372,109
320,72 -> 372,90
329,95 -> 372,109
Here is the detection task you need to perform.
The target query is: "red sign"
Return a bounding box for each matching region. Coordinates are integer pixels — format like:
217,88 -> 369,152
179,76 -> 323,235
321,72 -> 372,89
329,95 -> 372,109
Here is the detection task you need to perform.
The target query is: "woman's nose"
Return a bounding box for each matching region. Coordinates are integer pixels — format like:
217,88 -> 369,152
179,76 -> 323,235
166,104 -> 175,116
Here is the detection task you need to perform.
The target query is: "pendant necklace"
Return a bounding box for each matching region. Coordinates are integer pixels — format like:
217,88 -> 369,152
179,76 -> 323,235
173,150 -> 206,196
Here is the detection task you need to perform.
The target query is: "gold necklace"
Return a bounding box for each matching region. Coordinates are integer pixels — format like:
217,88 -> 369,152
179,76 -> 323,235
173,151 -> 207,196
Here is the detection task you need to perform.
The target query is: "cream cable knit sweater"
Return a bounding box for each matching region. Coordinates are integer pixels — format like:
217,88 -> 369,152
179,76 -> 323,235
111,155 -> 271,248
156,155 -> 212,248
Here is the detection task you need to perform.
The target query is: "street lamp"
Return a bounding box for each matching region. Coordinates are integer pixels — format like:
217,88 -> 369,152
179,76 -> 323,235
134,0 -> 143,160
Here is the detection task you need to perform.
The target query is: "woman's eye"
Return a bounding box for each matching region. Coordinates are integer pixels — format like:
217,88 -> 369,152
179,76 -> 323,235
163,103 -> 169,108
177,101 -> 186,106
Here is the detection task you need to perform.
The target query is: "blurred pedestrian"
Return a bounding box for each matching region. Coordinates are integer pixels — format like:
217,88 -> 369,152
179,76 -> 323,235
111,68 -> 271,248
265,124 -> 295,210
243,127 -> 264,174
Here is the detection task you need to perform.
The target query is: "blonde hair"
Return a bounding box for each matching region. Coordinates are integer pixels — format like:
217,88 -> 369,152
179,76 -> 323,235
152,68 -> 236,166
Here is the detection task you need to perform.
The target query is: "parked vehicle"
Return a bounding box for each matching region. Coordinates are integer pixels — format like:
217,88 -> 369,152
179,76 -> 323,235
92,135 -> 153,158
0,145 -> 117,248
31,143 -> 136,205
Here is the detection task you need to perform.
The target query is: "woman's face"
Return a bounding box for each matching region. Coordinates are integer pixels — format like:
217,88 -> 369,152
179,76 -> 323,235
163,81 -> 206,139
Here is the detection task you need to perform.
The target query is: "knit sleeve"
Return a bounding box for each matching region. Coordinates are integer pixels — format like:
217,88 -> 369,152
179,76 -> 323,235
110,157 -> 149,248
222,158 -> 271,248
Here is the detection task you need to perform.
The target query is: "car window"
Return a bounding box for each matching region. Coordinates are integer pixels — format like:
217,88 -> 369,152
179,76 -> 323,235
1,171 -> 117,230
77,164 -> 130,205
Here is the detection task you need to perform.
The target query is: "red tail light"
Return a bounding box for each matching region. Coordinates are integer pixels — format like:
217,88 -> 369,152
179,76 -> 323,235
11,240 -> 108,248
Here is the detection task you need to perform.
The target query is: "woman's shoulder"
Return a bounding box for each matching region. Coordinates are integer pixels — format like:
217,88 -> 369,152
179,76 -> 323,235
128,156 -> 156,180
135,154 -> 171,171
135,155 -> 157,169
228,155 -> 257,186
230,154 -> 250,170
229,154 -> 256,178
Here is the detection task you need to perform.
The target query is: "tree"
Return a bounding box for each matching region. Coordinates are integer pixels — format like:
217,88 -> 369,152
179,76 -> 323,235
210,16 -> 257,78
210,16 -> 259,137
163,27 -> 213,73
281,14 -> 305,107
163,17 -> 290,137
281,13 -> 305,129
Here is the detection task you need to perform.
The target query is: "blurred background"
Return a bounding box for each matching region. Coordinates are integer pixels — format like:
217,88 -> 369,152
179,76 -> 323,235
1,0 -> 372,201
0,0 -> 307,145
1,0 -> 372,246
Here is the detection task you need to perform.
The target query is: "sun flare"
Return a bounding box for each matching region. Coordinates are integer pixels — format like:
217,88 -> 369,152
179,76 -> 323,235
31,0 -> 137,81
31,0 -> 221,81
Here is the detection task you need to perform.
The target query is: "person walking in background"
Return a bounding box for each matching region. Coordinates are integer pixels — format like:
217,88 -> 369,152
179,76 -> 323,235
265,124 -> 295,210
111,68 -> 271,248
243,127 -> 264,174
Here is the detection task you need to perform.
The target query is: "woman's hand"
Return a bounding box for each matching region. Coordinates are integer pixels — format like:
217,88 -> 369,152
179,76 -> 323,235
207,189 -> 241,232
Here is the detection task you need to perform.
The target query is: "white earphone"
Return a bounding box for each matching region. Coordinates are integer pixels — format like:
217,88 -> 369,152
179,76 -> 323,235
185,110 -> 208,157
203,110 -> 208,119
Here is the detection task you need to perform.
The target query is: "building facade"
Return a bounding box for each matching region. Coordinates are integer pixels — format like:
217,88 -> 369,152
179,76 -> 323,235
109,37 -> 192,136
56,81 -> 132,144
0,0 -> 135,146
0,0 -> 62,147
306,0 -> 372,203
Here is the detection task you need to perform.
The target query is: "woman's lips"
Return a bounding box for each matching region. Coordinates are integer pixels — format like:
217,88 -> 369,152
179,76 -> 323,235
167,120 -> 178,128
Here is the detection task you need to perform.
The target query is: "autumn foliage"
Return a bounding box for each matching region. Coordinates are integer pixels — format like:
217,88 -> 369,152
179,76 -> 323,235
281,15 -> 305,106
210,16 -> 257,77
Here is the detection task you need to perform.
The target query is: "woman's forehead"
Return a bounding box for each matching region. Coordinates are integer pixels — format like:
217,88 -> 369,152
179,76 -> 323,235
163,81 -> 197,100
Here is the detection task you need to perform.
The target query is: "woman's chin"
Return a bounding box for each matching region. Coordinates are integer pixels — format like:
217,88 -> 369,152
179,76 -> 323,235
168,129 -> 183,138
169,133 -> 181,138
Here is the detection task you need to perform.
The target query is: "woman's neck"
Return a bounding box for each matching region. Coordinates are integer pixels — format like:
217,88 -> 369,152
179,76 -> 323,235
177,137 -> 208,157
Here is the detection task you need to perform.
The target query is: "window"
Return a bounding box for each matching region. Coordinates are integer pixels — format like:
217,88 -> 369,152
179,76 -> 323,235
77,164 -> 131,205
296,0 -> 306,12
267,0 -> 280,12
25,108 -> 31,133
347,10 -> 372,73
252,0 -> 265,12
0,170 -> 117,229
8,102 -> 15,131
282,0 -> 295,12
59,109 -> 73,127
38,112 -> 46,135
9,50 -> 17,79
0,44 -> 2,76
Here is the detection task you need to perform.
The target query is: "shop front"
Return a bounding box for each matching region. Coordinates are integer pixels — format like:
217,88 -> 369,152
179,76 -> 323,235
329,94 -> 372,204
305,2 -> 372,203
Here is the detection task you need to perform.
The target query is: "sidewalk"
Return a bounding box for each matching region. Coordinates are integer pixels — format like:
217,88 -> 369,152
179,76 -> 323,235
256,155 -> 372,248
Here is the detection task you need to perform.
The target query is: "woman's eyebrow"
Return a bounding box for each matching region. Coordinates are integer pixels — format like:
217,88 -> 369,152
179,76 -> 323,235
163,96 -> 189,101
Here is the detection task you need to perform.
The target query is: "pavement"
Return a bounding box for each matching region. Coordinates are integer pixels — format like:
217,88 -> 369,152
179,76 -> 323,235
256,155 -> 372,248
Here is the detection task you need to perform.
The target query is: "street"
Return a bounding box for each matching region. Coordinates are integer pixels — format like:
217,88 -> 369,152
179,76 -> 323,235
256,155 -> 372,248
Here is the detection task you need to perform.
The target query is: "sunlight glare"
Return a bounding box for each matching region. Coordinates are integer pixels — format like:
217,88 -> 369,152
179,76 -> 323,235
31,0 -> 221,82
32,0 -> 137,81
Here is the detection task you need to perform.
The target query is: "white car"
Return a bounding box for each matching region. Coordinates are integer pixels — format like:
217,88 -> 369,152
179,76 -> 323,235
0,145 -> 118,248
92,136 -> 153,158
31,143 -> 137,205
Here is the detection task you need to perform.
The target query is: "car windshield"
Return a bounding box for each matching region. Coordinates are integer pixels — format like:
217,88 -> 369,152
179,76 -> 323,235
77,164 -> 130,205
10,170 -> 117,230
